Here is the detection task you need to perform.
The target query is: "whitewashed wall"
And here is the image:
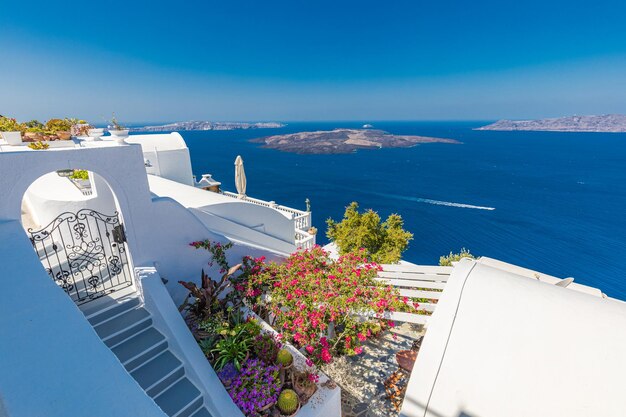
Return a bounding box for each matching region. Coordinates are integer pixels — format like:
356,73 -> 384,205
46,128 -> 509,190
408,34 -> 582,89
401,258 -> 626,417
0,220 -> 167,417
126,133 -> 194,186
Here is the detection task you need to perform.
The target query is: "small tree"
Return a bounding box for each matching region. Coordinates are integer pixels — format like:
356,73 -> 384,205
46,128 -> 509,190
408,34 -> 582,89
326,202 -> 413,263
439,248 -> 476,266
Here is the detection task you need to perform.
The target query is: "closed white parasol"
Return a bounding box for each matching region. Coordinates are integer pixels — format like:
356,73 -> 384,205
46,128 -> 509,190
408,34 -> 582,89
234,155 -> 247,198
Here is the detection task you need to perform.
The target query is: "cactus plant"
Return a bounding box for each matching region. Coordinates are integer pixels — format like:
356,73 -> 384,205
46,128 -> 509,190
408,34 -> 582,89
277,389 -> 299,415
276,348 -> 293,367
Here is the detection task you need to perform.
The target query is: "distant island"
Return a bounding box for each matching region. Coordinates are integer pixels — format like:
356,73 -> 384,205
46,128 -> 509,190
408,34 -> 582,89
132,121 -> 285,132
250,128 -> 460,154
476,114 -> 626,132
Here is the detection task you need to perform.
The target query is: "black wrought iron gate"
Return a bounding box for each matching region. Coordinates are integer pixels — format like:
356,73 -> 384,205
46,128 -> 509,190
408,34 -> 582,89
28,209 -> 133,305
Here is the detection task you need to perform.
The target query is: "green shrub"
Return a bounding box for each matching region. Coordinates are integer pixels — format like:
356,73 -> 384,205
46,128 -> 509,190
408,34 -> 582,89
27,141 -> 49,150
70,170 -> 89,180
439,248 -> 476,266
0,116 -> 25,133
24,120 -> 44,129
45,118 -> 73,133
326,202 -> 413,263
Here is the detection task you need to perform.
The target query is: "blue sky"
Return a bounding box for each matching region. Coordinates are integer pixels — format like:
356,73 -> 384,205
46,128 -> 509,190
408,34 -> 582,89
2,0 -> 626,122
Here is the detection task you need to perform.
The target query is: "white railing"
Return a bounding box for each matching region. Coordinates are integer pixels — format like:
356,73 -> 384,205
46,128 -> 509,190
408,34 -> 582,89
222,191 -> 314,249
295,229 -> 316,250
374,264 -> 453,325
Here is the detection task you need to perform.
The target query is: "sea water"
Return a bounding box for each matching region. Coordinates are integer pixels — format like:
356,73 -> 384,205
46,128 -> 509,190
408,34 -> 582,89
170,121 -> 626,299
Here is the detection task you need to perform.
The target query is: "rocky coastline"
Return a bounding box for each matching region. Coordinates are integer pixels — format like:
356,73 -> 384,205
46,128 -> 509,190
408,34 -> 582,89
250,128 -> 460,154
476,114 -> 626,132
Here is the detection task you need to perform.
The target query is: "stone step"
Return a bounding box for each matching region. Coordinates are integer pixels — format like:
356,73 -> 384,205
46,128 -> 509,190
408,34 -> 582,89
154,377 -> 203,417
131,350 -> 185,397
95,307 -> 152,347
189,407 -> 213,417
85,295 -> 141,325
112,327 -> 168,372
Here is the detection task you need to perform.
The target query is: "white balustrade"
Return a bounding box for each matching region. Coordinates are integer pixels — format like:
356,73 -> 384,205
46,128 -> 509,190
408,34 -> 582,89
222,190 -> 314,249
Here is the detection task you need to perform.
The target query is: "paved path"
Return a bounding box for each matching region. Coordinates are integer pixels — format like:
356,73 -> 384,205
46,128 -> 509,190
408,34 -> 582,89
322,322 -> 425,417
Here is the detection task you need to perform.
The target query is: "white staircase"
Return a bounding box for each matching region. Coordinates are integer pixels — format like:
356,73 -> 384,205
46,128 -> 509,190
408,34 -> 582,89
83,296 -> 213,417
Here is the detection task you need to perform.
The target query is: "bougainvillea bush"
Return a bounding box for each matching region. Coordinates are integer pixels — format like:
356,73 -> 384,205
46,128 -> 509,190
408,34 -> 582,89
242,246 -> 416,366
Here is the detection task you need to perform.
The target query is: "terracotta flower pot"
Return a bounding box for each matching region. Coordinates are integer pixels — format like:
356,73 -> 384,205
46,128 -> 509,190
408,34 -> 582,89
294,377 -> 317,403
57,131 -> 71,140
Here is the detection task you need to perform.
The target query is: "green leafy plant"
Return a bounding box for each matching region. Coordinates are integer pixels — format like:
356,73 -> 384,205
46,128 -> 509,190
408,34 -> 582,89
0,116 -> 25,133
27,141 -> 49,150
70,169 -> 89,180
326,202 -> 413,263
211,319 -> 261,370
24,120 -> 44,129
108,113 -> 126,130
45,118 -> 73,133
439,248 -> 476,266
277,389 -> 299,415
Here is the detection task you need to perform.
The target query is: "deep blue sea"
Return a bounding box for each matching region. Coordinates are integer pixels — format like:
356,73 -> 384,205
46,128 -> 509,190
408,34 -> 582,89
172,122 -> 626,300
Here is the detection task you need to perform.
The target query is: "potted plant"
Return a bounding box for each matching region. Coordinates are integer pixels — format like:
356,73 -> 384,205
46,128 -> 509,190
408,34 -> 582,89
277,389 -> 300,416
71,120 -> 93,138
107,114 -> 129,143
228,358 -> 281,415
45,118 -> 73,140
27,141 -> 49,150
307,226 -> 317,235
293,370 -> 318,402
276,348 -> 293,370
69,170 -> 90,188
0,116 -> 24,145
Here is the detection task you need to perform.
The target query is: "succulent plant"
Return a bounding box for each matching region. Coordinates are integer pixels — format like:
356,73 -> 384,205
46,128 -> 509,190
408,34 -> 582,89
277,389 -> 299,415
276,348 -> 293,367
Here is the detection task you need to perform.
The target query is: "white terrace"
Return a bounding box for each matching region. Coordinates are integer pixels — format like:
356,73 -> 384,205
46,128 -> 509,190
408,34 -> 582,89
0,133 -> 625,417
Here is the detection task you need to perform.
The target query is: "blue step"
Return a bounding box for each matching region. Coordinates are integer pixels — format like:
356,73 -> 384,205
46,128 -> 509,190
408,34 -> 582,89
131,351 -> 185,397
112,327 -> 168,372
95,307 -> 152,347
85,296 -> 140,325
154,377 -> 202,417
190,408 -> 213,417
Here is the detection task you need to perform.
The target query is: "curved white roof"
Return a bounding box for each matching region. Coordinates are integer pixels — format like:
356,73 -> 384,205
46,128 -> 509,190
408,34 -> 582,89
402,258 -> 626,417
125,132 -> 188,151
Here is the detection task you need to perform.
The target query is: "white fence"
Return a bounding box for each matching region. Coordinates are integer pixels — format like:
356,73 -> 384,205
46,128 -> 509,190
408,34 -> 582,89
375,264 -> 453,325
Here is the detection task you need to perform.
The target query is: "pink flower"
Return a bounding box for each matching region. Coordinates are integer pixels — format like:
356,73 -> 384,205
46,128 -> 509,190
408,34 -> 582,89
319,337 -> 329,348
320,348 -> 332,363
354,346 -> 363,354
306,345 -> 314,354
357,333 -> 366,342
306,358 -> 314,367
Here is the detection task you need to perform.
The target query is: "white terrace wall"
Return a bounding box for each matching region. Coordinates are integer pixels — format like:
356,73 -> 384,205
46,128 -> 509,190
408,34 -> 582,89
0,145 -> 286,416
401,258 -> 626,417
0,219 -> 167,417
127,133 -> 194,186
